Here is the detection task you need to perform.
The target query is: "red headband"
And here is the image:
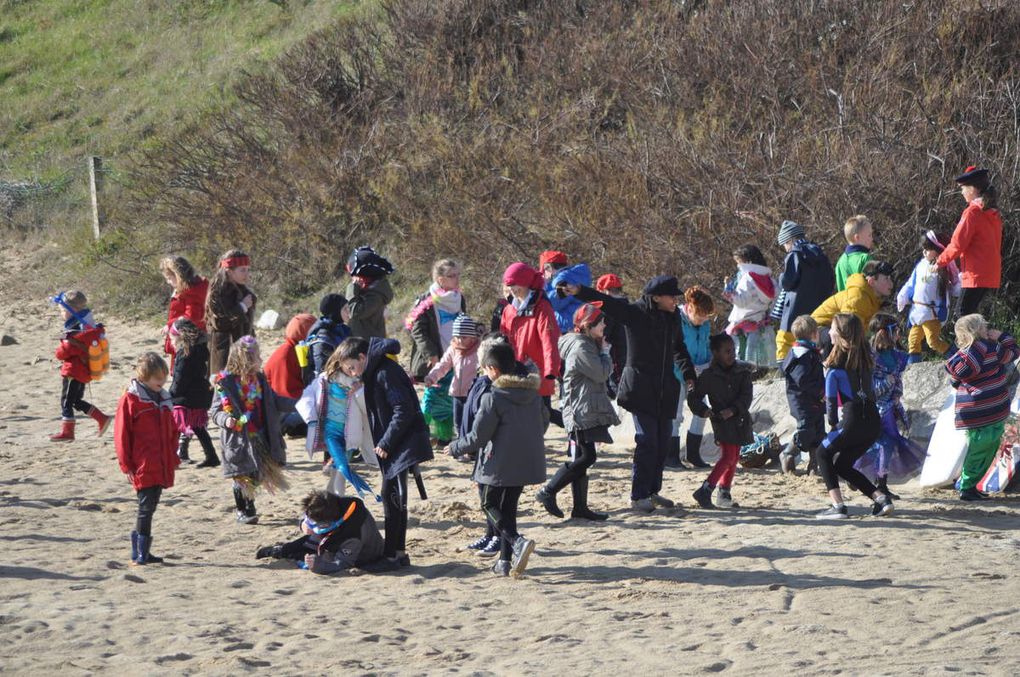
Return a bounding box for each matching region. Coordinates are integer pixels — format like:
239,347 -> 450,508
221,255 -> 250,269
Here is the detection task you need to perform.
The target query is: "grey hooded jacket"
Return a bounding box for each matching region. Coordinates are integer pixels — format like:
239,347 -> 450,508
211,372 -> 296,478
558,332 -> 620,434
450,372 -> 549,487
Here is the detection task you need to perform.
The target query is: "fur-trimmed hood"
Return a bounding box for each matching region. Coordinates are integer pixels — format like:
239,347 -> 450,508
492,372 -> 541,390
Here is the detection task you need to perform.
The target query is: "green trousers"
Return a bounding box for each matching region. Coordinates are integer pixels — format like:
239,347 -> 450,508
961,420 -> 1006,491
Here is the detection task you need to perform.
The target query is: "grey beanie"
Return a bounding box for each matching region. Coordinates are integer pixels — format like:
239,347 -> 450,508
776,220 -> 806,246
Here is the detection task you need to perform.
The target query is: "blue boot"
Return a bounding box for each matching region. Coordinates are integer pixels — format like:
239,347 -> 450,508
130,531 -> 139,562
906,354 -> 922,365
134,534 -> 164,565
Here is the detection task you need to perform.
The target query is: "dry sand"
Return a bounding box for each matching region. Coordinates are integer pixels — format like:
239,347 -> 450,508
2,250 -> 1020,675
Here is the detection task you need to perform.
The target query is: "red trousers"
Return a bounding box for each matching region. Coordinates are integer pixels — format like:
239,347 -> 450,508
707,443 -> 740,489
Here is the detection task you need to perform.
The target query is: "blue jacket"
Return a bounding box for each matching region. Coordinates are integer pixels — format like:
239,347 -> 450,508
549,264 -> 592,334
305,317 -> 351,376
361,337 -> 433,479
777,239 -> 834,331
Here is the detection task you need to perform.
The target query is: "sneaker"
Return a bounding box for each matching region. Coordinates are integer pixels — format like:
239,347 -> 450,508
871,496 -> 895,517
959,487 -> 989,502
236,510 -> 259,525
509,536 -> 536,577
714,488 -> 736,509
491,559 -> 511,577
465,534 -> 491,551
692,483 -> 715,509
630,498 -> 655,514
476,536 -> 500,558
649,494 -> 675,508
815,504 -> 848,520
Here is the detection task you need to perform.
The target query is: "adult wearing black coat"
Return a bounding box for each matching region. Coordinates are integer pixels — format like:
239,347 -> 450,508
563,275 -> 696,513
345,336 -> 433,566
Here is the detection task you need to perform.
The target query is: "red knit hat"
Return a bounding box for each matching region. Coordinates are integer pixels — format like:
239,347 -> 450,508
539,250 -> 569,268
595,273 -> 623,292
503,262 -> 545,290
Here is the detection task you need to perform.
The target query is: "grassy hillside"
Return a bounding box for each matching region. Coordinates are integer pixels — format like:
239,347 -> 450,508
0,0 -> 367,181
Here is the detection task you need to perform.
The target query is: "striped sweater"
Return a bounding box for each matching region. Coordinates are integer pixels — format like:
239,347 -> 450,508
945,333 -> 1019,430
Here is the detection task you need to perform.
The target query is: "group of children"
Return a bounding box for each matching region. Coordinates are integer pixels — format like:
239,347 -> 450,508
52,164 -> 1014,572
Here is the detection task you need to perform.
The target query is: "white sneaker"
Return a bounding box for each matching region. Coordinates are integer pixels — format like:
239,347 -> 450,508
714,489 -> 735,509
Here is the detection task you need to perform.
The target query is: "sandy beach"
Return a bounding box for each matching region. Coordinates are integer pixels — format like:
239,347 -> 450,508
2,250 -> 1020,676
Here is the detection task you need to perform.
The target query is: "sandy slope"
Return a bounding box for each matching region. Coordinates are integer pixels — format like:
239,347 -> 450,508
1,251 -> 1019,676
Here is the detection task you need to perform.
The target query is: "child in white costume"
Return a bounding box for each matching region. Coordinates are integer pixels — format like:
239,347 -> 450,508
896,231 -> 961,363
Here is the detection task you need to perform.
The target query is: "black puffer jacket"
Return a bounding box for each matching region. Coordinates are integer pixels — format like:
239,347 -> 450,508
169,339 -> 214,409
361,337 -> 434,479
575,286 -> 695,418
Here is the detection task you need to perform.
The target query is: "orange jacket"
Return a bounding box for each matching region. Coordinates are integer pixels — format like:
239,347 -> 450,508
264,314 -> 316,399
937,202 -> 1002,288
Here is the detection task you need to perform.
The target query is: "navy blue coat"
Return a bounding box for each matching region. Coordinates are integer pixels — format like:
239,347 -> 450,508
781,344 -> 825,423
361,337 -> 433,479
778,240 -> 834,331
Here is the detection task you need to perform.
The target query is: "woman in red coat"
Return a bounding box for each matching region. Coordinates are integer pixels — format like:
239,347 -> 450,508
500,262 -> 563,425
114,352 -> 179,566
937,166 -> 1002,316
160,256 -> 209,363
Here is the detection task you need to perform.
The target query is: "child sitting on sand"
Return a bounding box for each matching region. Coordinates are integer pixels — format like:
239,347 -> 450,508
255,490 -> 384,574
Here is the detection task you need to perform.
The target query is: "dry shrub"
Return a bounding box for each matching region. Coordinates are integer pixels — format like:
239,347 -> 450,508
128,0 -> 1020,314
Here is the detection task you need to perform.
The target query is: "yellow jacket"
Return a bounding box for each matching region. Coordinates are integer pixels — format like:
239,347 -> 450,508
811,273 -> 880,328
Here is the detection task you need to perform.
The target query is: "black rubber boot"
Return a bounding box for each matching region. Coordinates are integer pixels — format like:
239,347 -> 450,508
176,435 -> 192,464
570,476 -> 608,521
537,465 -> 572,518
664,436 -> 683,469
133,534 -> 163,565
692,480 -> 715,509
685,432 -> 710,468
876,476 -> 900,501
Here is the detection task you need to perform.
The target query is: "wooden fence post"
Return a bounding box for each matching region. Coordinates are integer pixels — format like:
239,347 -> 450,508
88,156 -> 103,240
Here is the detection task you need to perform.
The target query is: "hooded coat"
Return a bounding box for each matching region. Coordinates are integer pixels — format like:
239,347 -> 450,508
558,332 -> 620,434
264,314 -> 316,399
778,240 -> 834,332
449,373 -> 549,487
115,380 -> 179,491
574,286 -> 695,418
345,277 -> 394,340
305,317 -> 352,377
725,262 -> 777,327
500,289 -> 561,397
360,337 -> 434,479
548,263 -> 592,334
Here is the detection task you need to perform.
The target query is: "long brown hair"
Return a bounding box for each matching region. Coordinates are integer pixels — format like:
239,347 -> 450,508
825,313 -> 873,373
170,317 -> 205,357
205,249 -> 249,320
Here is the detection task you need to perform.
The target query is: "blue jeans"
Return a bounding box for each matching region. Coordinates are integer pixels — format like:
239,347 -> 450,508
631,413 -> 672,501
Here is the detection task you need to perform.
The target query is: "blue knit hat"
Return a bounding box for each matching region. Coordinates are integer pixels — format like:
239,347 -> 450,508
452,314 -> 482,337
776,220 -> 806,246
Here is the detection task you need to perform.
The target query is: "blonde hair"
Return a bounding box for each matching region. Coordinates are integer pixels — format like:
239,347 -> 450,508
159,256 -> 199,294
224,335 -> 261,377
825,313 -> 873,372
954,314 -> 988,350
843,215 -> 872,244
64,290 -> 88,311
322,344 -> 348,380
135,352 -> 169,381
791,315 -> 818,340
432,258 -> 460,280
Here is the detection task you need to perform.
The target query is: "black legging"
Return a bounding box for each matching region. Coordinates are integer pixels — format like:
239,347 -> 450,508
60,378 -> 93,419
381,470 -> 408,558
481,485 -> 524,560
547,432 -> 597,493
136,486 -> 162,536
817,419 -> 880,497
959,287 -> 993,316
478,484 -> 496,539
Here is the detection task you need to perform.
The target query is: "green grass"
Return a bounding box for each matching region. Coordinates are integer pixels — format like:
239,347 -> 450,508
0,0 -> 367,180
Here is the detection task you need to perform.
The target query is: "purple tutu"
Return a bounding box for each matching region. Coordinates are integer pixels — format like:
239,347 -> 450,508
172,406 -> 209,437
854,407 -> 925,483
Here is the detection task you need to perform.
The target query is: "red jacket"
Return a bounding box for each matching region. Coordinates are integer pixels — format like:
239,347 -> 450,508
164,277 -> 209,356
937,202 -> 1002,289
264,314 -> 316,399
501,291 -> 561,397
55,335 -> 91,382
114,380 -> 179,491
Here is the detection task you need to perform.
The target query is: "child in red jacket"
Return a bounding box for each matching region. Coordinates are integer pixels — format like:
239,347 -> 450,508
114,352 -> 180,565
51,290 -> 111,442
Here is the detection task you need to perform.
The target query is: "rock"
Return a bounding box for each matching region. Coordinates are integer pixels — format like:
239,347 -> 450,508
1,334 -> 16,346
255,309 -> 280,330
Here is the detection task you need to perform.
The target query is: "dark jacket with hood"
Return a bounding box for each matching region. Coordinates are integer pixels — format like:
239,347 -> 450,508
778,239 -> 834,332
574,286 -> 696,418
687,360 -> 754,445
305,316 -> 351,377
361,337 -> 434,479
169,338 -> 214,409
781,342 -> 826,423
450,372 -> 549,487
345,277 -> 394,340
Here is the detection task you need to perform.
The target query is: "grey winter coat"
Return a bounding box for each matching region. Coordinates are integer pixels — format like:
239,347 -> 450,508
211,372 -> 296,478
449,373 -> 549,487
558,332 -> 620,434
345,277 -> 394,340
